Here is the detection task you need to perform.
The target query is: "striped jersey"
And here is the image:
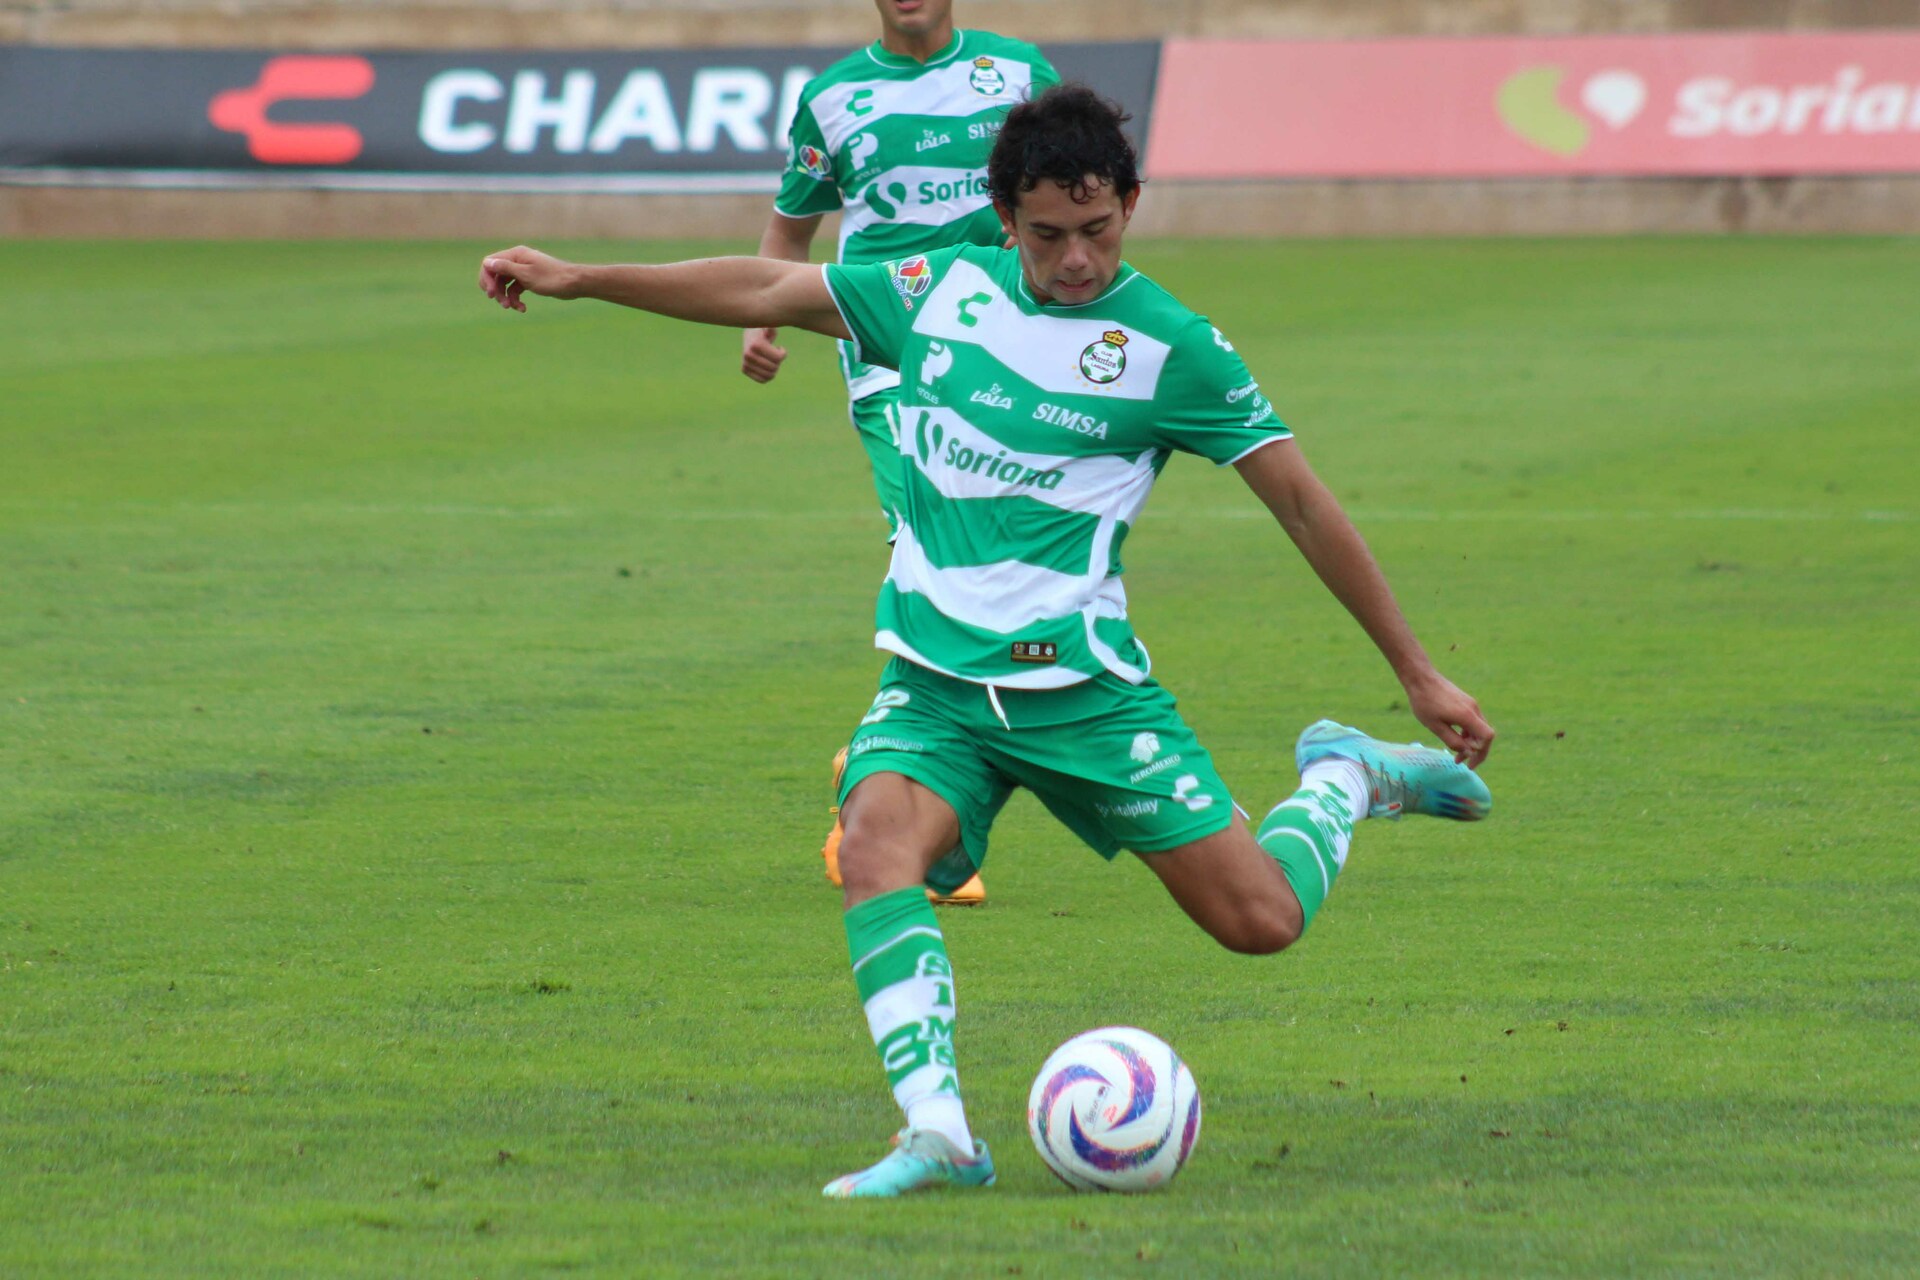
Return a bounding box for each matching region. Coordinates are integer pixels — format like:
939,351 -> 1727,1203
776,30 -> 1060,399
823,244 -> 1293,690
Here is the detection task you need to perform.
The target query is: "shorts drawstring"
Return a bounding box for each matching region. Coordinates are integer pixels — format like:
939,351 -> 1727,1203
986,684 -> 1011,731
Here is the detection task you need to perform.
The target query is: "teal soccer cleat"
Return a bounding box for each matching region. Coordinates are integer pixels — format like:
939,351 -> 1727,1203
1295,719 -> 1492,821
822,1128 -> 996,1199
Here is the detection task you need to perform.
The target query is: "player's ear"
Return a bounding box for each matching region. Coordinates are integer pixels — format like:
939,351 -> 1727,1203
1120,186 -> 1140,223
993,199 -> 1017,240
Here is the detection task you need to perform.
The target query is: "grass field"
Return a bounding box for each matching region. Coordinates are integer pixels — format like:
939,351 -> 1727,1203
4,236 -> 1918,1278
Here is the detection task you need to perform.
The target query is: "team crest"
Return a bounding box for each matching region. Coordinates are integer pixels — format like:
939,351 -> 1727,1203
795,143 -> 832,180
1078,329 -> 1130,384
969,56 -> 1007,95
889,256 -> 934,306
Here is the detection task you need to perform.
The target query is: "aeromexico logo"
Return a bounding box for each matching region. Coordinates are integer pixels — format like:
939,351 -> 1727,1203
912,413 -> 1065,491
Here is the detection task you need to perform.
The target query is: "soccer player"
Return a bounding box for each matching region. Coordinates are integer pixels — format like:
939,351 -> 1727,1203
741,0 -> 1060,905
477,84 -> 1497,1200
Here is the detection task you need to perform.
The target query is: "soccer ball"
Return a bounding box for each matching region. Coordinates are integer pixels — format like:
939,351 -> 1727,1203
1026,1026 -> 1201,1192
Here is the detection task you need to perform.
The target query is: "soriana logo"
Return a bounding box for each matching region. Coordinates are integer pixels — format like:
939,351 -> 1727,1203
1147,33 -> 1920,178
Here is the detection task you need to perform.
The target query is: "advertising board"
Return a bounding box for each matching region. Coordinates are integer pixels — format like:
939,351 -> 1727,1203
0,41 -> 1159,191
1147,33 -> 1920,179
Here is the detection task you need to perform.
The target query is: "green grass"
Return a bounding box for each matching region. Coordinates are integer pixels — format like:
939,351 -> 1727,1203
3,236 -> 1917,1277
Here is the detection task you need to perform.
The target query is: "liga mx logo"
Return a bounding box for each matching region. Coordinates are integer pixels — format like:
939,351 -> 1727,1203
796,143 -> 833,179
890,256 -> 934,304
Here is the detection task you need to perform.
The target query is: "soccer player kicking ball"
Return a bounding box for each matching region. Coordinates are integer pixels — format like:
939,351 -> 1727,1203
478,84 -> 1496,1199
745,0 -> 1060,905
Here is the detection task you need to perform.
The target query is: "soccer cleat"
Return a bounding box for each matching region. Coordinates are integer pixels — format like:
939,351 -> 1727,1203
822,817 -> 844,887
822,1128 -> 996,1199
823,747 -> 849,887
928,872 -> 986,906
1295,719 -> 1492,821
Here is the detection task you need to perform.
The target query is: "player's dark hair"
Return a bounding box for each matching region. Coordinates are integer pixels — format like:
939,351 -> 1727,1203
987,82 -> 1141,209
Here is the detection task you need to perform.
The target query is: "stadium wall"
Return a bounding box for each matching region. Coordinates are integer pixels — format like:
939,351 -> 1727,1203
4,0 -> 1918,237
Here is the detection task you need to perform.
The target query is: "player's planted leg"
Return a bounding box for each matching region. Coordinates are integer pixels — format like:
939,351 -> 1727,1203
825,745 -> 986,904
826,774 -> 992,1198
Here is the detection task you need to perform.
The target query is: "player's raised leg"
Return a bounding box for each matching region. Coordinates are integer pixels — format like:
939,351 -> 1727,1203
824,772 -> 995,1198
1139,722 -> 1493,953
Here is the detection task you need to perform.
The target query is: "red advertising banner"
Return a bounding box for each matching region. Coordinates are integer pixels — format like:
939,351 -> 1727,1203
1147,32 -> 1920,178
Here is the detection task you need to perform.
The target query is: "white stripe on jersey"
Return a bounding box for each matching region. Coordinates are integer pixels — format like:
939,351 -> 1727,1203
902,407 -> 1160,523
886,521 -> 1126,636
837,164 -> 994,243
873,628 -> 1089,690
914,259 -> 1173,402
810,49 -> 1039,153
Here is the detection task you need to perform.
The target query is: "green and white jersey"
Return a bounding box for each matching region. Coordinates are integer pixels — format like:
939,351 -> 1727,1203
823,244 -> 1292,690
777,30 -> 1059,400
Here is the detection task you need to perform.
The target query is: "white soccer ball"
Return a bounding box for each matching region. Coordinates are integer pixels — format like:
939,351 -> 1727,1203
1026,1026 -> 1201,1192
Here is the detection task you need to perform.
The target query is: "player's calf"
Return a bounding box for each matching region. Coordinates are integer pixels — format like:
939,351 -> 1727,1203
1137,826 -> 1304,956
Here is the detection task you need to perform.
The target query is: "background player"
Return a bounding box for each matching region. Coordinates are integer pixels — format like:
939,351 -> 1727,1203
742,0 -> 1061,905
477,83 -> 1496,1201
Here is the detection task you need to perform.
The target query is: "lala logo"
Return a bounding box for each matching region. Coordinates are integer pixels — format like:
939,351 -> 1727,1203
1078,329 -> 1129,384
969,383 -> 1015,410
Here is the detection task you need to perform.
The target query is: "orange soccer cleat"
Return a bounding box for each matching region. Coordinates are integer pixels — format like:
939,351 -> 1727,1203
823,748 -> 849,887
928,873 -> 986,906
825,747 -> 986,904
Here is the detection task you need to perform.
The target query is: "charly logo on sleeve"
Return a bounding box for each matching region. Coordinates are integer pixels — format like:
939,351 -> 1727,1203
888,255 -> 934,307
969,57 -> 1007,96
1078,329 -> 1130,384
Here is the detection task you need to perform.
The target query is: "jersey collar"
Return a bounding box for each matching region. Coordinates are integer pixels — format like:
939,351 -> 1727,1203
1015,262 -> 1141,313
866,29 -> 966,71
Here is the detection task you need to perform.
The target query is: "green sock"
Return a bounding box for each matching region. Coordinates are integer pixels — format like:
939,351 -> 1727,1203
844,886 -> 973,1152
1256,781 -> 1358,933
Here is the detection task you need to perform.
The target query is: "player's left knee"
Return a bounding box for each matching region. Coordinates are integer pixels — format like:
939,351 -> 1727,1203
1223,913 -> 1300,956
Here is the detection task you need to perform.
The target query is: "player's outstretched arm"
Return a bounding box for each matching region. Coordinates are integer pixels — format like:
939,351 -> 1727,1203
1235,439 -> 1496,767
477,245 -> 851,341
742,211 -> 824,383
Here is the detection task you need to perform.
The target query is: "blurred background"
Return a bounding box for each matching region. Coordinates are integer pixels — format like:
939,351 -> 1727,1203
4,0 -> 1918,239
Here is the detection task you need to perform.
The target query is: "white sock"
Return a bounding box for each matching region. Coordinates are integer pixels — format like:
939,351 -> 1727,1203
848,889 -> 975,1155
904,1095 -> 974,1154
1302,758 -> 1369,824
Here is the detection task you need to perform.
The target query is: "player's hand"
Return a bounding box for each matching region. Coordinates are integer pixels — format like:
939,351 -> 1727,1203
742,327 -> 788,382
1403,669 -> 1495,769
478,245 -> 579,312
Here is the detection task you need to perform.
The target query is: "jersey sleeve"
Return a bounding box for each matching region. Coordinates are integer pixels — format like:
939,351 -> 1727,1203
823,247 -> 960,372
1151,319 -> 1293,465
774,96 -> 842,219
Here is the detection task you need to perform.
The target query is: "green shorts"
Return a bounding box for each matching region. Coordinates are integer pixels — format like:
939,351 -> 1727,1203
848,387 -> 906,539
836,658 -> 1240,894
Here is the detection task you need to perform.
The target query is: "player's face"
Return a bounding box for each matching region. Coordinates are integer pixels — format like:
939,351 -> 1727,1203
872,0 -> 953,41
997,178 -> 1138,305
